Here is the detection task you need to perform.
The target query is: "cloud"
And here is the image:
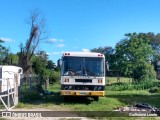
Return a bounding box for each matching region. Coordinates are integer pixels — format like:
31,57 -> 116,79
45,38 -> 64,43
47,52 -> 60,55
56,44 -> 65,47
0,37 -> 14,42
47,51 -> 64,55
45,38 -> 65,47
82,48 -> 90,52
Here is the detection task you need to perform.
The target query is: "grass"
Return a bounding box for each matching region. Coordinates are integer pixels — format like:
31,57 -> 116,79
16,81 -> 160,110
106,77 -> 132,84
1,77 -> 160,119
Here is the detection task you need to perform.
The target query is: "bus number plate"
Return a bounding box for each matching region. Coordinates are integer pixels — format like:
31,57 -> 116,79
80,92 -> 87,95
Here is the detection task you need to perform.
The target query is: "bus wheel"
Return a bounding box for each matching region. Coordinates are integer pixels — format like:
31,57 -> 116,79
63,96 -> 69,101
93,96 -> 99,101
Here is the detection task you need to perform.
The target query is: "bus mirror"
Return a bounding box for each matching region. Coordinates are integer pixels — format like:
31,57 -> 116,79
57,59 -> 62,67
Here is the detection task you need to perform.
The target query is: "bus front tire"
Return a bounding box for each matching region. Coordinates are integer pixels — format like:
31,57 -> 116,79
93,96 -> 99,101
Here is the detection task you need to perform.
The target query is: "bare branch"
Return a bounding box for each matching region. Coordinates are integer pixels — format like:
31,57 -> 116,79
18,9 -> 48,74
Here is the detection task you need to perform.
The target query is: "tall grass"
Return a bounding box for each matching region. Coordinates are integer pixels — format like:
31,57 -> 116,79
106,79 -> 160,91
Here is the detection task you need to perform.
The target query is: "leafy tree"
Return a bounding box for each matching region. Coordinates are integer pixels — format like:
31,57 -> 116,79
46,60 -> 56,70
0,39 -> 9,64
32,51 -> 59,83
9,54 -> 19,65
91,46 -> 117,76
32,51 -> 48,75
115,32 -> 156,81
145,32 -> 160,71
91,46 -> 114,61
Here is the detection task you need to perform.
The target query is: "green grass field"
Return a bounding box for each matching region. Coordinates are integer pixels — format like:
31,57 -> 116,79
1,77 -> 160,119
106,77 -> 132,84
17,79 -> 160,111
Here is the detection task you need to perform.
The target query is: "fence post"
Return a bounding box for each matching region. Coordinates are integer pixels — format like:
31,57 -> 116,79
7,78 -> 10,109
29,74 -> 32,91
14,74 -> 19,106
45,78 -> 49,91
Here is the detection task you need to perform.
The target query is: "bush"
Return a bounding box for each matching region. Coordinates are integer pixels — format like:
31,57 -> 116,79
49,71 -> 60,83
149,87 -> 160,93
133,63 -> 156,81
21,90 -> 41,102
106,79 -> 160,91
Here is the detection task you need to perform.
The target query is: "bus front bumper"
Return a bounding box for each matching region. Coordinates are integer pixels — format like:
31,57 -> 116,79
60,90 -> 105,97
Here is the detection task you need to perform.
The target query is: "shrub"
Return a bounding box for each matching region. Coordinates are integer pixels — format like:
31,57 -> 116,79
49,71 -> 60,83
106,79 -> 160,91
149,87 -> 160,93
21,90 -> 41,102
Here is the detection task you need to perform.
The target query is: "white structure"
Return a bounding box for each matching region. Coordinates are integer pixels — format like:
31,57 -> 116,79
0,65 -> 23,110
60,52 -> 105,101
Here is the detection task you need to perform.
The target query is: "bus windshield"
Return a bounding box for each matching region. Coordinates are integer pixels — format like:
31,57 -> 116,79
62,57 -> 104,76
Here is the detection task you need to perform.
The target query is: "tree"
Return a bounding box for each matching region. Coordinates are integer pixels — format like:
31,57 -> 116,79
145,32 -> 160,71
0,39 -> 9,64
46,60 -> 56,70
115,32 -> 156,81
32,51 -> 59,85
91,46 -> 116,76
32,51 -> 48,75
18,10 -> 47,74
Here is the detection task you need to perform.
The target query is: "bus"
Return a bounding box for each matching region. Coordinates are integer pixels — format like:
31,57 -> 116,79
60,52 -> 105,101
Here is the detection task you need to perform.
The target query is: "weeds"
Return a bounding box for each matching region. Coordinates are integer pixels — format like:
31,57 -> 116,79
106,79 -> 160,91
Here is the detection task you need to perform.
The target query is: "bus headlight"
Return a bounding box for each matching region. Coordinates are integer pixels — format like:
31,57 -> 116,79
98,86 -> 102,90
68,86 -> 72,90
63,85 -> 73,90
94,86 -> 98,90
93,86 -> 104,91
64,86 -> 68,90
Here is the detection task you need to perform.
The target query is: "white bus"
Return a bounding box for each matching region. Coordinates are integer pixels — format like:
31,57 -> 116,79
60,52 -> 105,101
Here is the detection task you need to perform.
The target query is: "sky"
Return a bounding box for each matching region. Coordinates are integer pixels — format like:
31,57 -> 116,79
0,0 -> 160,63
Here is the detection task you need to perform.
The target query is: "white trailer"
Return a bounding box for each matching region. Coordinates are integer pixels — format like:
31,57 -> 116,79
0,65 -> 23,93
0,65 -> 23,110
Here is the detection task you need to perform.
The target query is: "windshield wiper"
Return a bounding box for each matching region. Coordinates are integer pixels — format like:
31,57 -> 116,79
83,67 -> 88,76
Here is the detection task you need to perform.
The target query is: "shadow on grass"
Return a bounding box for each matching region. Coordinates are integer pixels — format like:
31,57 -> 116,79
20,91 -> 94,105
105,94 -> 160,108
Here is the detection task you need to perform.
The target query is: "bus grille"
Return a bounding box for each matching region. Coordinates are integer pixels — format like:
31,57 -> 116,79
61,85 -> 105,91
75,79 -> 92,83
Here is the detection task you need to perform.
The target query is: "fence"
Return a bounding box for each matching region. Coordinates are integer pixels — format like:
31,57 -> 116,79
0,74 -> 19,111
20,74 -> 40,92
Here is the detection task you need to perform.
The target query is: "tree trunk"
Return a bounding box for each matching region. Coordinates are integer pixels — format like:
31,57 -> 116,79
18,54 -> 32,74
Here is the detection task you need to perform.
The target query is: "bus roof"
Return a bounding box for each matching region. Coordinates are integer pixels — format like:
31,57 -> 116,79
62,52 -> 105,58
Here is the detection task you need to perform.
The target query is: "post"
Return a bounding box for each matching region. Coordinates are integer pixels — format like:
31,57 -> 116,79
29,74 -> 32,91
45,77 -> 49,91
7,78 -> 10,109
14,74 -> 19,106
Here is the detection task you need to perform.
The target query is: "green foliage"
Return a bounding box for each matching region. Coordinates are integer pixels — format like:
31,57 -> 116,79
148,87 -> 160,93
0,39 -> 9,64
32,51 -> 60,83
91,46 -> 115,74
8,53 -> 19,65
47,60 -> 56,70
106,79 -> 160,91
21,90 -> 41,102
49,71 -> 60,83
115,33 -> 156,81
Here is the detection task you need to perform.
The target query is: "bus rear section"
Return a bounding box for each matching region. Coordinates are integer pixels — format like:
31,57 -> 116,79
60,52 -> 105,101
